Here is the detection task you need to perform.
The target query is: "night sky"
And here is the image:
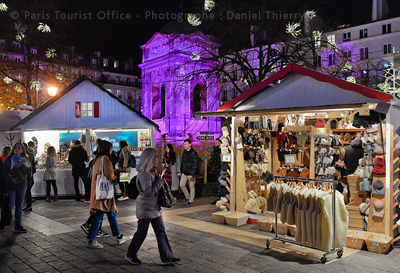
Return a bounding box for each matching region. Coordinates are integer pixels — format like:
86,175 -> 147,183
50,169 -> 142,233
61,0 -> 399,73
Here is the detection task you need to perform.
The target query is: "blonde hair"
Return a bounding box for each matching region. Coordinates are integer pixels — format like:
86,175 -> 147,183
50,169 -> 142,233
47,146 -> 57,156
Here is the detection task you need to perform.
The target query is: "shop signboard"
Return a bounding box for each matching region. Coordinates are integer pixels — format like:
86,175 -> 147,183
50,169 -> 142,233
197,136 -> 214,140
200,131 -> 214,135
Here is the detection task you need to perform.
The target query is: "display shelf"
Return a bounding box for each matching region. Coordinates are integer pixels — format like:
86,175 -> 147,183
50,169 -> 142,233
331,128 -> 366,133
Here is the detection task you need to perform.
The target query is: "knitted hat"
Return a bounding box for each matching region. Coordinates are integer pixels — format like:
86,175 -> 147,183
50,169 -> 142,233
360,178 -> 371,192
96,138 -> 112,153
366,124 -> 379,134
372,157 -> 385,175
373,200 -> 384,218
314,119 -> 325,128
365,144 -> 374,154
245,198 -> 261,214
374,138 -> 385,154
396,126 -> 400,137
372,179 -> 385,195
396,141 -> 400,150
359,201 -> 370,214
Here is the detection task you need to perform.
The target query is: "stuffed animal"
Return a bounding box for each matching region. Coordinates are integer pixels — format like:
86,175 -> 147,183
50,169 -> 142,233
216,197 -> 229,211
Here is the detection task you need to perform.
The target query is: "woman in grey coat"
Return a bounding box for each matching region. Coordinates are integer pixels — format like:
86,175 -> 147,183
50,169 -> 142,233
43,146 -> 58,202
125,148 -> 180,266
163,144 -> 181,197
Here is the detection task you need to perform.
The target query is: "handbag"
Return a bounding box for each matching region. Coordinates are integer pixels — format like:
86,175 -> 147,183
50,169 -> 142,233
95,156 -> 114,200
119,172 -> 130,182
157,178 -> 175,208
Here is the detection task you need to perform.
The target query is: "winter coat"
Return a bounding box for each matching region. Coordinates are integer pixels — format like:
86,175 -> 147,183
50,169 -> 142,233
26,147 -> 37,174
119,146 -> 131,172
0,158 -> 8,195
136,168 -> 164,219
209,146 -> 221,176
43,155 -> 57,181
90,156 -> 117,214
170,156 -> 181,191
68,144 -> 89,175
4,156 -> 31,191
179,148 -> 199,177
344,139 -> 364,175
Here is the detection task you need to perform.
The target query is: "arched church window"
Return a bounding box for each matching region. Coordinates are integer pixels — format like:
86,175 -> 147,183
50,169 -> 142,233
191,83 -> 207,116
161,84 -> 165,118
152,84 -> 161,119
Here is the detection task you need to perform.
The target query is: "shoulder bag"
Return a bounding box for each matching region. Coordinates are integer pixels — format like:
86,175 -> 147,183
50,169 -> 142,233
95,156 -> 114,200
157,177 -> 175,208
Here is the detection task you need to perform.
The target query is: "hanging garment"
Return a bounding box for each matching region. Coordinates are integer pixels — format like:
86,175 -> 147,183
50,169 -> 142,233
305,190 -> 316,246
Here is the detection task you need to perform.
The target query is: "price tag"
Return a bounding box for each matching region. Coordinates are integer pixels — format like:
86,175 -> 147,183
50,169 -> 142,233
352,238 -> 358,243
380,235 -> 386,240
373,240 -> 379,246
358,232 -> 364,237
294,226 -> 297,231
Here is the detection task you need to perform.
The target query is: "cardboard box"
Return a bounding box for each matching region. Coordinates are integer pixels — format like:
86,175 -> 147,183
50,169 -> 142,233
288,225 -> 297,237
346,230 -> 370,250
272,220 -> 289,235
365,233 -> 392,254
257,218 -> 273,232
224,212 -> 249,227
212,211 -> 232,224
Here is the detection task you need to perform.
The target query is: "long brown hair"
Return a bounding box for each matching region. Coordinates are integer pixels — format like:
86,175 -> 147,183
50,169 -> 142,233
9,143 -> 28,158
47,146 -> 56,156
1,146 -> 11,157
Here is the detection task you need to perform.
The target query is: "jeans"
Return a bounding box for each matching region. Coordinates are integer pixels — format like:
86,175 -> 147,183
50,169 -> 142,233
46,180 -> 58,197
73,173 -> 85,199
87,210 -> 121,241
25,177 -> 34,207
180,174 -> 195,203
127,216 -> 174,262
9,186 -> 27,228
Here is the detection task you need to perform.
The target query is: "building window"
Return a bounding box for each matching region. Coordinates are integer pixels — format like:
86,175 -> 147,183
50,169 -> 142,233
13,41 -> 20,50
384,43 -> 392,55
63,54 -> 68,60
114,60 -> 119,68
161,84 -> 165,119
316,56 -> 321,67
192,83 -> 207,115
124,63 -> 129,70
342,31 -> 351,42
103,58 -> 108,67
359,28 -> 368,39
344,51 -> 352,59
382,23 -> 391,34
328,53 -> 336,66
327,34 -> 335,45
116,90 -> 122,98
78,56 -> 83,61
116,76 -> 121,84
127,78 -> 131,85
91,58 -> 97,67
30,47 -> 37,54
360,47 -> 369,60
127,91 -> 132,100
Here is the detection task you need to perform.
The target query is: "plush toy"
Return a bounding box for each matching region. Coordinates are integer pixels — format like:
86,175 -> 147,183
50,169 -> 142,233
216,197 -> 229,211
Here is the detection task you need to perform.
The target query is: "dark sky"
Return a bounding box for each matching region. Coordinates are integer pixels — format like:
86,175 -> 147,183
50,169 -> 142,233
63,0 -> 399,72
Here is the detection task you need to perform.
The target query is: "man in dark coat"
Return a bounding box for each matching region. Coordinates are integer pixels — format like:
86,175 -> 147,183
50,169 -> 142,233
23,141 -> 37,211
344,133 -> 364,198
209,138 -> 222,204
68,140 -> 89,201
178,139 -> 200,207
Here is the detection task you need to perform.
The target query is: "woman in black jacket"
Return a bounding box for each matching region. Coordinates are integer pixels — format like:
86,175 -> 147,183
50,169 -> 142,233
3,143 -> 31,233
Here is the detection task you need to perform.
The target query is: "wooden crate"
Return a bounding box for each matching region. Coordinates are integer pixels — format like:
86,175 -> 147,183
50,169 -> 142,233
212,211 -> 232,224
225,212 -> 249,227
257,217 -> 273,232
346,230 -> 370,250
365,234 -> 393,254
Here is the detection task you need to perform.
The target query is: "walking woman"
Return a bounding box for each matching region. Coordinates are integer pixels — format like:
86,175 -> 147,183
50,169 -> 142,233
86,139 -> 132,249
163,144 -> 181,197
43,146 -> 58,202
3,143 -> 31,233
126,148 -> 180,266
117,140 -> 131,201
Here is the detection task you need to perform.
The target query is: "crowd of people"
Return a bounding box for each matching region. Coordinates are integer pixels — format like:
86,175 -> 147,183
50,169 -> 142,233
0,137 -> 226,266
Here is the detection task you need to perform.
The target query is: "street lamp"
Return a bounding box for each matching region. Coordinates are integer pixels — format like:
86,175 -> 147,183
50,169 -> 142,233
48,87 -> 57,96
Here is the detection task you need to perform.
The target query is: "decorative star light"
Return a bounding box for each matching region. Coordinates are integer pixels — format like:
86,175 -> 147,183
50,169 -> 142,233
204,0 -> 215,12
305,10 -> 316,20
46,48 -> 57,58
187,14 -> 202,26
37,22 -> 51,33
286,22 -> 301,37
3,76 -> 12,84
346,76 -> 356,83
378,63 -> 400,95
343,62 -> 353,71
14,85 -> 23,93
30,81 -> 41,91
56,72 -> 64,81
0,3 -> 7,11
190,52 -> 201,61
15,32 -> 25,41
312,30 -> 322,41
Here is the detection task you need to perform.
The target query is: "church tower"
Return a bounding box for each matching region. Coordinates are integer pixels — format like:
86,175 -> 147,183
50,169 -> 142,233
139,21 -> 220,145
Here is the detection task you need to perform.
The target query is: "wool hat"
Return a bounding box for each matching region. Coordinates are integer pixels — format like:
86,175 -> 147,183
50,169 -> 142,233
396,141 -> 400,150
374,138 -> 385,154
372,179 -> 385,195
245,198 -> 261,214
314,119 -> 325,128
372,157 -> 385,175
96,138 -> 112,153
365,144 -> 374,154
373,200 -> 385,218
359,201 -> 370,214
360,177 -> 372,192
396,126 -> 400,137
366,124 -> 379,134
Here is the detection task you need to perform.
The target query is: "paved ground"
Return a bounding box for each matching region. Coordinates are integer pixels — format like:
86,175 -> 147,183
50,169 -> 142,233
1,196 -> 400,273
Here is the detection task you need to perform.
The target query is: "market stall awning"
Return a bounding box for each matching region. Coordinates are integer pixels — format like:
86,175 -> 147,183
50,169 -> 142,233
199,63 -> 393,117
10,76 -> 160,132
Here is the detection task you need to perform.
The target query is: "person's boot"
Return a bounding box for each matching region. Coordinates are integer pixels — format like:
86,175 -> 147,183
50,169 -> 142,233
45,197 -> 51,202
53,196 -> 58,201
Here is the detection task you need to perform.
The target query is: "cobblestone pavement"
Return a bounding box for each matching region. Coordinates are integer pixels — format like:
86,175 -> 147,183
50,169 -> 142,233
1,196 -> 400,273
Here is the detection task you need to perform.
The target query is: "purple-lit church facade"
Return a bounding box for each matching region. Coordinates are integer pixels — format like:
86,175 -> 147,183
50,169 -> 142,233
139,31 -> 221,146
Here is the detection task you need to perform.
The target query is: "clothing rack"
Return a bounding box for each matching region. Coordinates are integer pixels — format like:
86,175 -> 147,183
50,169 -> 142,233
266,175 -> 343,264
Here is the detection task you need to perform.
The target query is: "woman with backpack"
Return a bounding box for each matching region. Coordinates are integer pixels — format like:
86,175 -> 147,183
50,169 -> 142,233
117,140 -> 132,201
125,148 -> 180,266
